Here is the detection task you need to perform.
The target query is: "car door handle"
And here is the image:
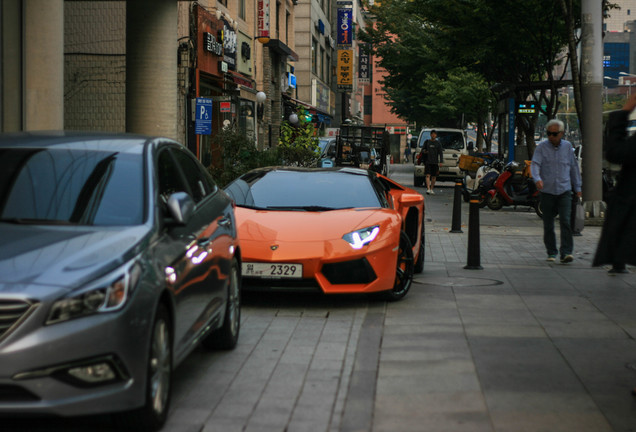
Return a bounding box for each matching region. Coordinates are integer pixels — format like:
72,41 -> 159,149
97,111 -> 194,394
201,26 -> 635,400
218,217 -> 231,227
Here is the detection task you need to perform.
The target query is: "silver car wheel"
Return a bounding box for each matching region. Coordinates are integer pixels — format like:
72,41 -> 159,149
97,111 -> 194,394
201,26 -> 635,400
150,314 -> 171,416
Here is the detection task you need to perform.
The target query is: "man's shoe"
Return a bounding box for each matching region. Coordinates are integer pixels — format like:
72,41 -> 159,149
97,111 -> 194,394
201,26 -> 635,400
608,267 -> 629,275
426,189 -> 431,195
560,254 -> 574,264
547,255 -> 557,262
429,190 -> 435,195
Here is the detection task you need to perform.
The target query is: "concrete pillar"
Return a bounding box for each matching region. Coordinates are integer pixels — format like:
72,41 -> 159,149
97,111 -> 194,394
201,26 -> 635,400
24,0 -> 64,130
126,0 -> 177,140
580,0 -> 605,216
2,1 -> 22,131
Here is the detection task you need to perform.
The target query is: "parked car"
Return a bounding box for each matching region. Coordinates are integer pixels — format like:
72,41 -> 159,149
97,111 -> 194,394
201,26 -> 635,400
0,132 -> 241,430
414,128 -> 468,186
224,167 -> 425,301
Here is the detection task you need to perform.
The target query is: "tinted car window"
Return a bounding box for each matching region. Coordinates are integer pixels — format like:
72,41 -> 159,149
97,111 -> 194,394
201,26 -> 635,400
170,147 -> 217,203
418,131 -> 465,150
158,149 -> 188,202
226,170 -> 383,209
0,148 -> 143,225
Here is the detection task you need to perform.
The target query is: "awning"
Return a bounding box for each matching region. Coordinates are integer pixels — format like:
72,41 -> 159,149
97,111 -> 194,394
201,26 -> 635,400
282,94 -> 332,118
264,39 -> 299,62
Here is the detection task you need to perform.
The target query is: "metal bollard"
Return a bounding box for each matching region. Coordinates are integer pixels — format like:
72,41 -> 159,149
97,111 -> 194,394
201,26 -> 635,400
450,179 -> 463,233
464,194 -> 483,270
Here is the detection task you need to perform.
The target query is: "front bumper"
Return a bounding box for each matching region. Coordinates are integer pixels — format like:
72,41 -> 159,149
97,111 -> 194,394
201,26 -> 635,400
241,238 -> 398,294
0,292 -> 153,417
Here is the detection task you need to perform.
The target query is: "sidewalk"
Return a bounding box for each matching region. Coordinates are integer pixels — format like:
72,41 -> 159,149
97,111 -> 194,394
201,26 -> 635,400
373,164 -> 636,431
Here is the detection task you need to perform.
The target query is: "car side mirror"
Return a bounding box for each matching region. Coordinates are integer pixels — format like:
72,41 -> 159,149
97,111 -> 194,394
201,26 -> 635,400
166,192 -> 194,225
399,192 -> 424,205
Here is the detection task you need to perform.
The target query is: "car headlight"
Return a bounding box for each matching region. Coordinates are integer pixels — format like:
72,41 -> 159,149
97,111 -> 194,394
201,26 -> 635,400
343,225 -> 380,249
46,262 -> 142,325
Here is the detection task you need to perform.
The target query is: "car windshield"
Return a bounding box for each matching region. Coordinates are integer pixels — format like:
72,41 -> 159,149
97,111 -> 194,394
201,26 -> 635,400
419,131 -> 465,150
0,147 -> 144,226
225,170 -> 383,210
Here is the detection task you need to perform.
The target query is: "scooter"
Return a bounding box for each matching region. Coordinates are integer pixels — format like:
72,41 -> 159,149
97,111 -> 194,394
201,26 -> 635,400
462,158 -> 504,207
485,161 -> 542,218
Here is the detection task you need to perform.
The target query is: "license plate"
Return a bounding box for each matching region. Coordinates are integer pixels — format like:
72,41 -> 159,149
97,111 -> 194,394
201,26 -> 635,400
242,262 -> 303,279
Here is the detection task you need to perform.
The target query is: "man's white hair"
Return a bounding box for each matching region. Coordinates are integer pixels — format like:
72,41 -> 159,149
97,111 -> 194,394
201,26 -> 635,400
545,119 -> 565,132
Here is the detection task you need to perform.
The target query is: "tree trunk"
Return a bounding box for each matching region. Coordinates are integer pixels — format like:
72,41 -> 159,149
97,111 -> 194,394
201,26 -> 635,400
559,0 -> 583,132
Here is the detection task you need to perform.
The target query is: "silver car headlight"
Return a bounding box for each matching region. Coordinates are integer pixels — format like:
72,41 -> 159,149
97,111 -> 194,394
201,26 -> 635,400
343,225 -> 380,249
46,262 -> 142,325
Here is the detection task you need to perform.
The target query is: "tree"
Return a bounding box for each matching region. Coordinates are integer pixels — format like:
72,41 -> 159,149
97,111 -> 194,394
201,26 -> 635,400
359,0 -> 578,155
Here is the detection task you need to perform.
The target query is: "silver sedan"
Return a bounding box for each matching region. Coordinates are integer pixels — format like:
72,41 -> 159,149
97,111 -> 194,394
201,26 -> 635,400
0,132 -> 241,431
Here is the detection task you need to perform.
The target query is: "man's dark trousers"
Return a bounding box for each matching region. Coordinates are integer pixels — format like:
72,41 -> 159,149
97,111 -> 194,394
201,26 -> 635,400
541,191 -> 573,258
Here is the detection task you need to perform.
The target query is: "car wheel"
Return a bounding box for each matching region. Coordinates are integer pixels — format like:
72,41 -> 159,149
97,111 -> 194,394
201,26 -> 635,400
486,193 -> 503,210
115,304 -> 172,431
414,221 -> 425,274
385,231 -> 414,301
202,257 -> 241,350
534,199 -> 543,219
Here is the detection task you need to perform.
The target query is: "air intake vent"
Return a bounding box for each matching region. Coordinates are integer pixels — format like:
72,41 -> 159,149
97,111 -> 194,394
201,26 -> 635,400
0,299 -> 37,342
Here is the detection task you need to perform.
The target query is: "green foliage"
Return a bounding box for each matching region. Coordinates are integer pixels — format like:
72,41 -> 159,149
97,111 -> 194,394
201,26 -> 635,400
359,0 -> 573,127
277,119 -> 321,167
207,126 -> 278,187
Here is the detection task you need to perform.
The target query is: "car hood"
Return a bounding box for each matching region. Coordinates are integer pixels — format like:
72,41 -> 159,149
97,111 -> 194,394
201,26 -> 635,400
0,223 -> 150,291
235,207 -> 399,242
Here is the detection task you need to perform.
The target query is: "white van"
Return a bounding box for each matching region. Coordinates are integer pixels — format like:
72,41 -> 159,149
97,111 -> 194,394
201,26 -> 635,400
413,128 -> 468,186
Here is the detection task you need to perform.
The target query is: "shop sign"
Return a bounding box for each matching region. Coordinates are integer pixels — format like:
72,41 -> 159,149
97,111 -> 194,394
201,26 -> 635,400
337,7 -> 352,46
337,49 -> 353,90
195,97 -> 213,135
257,0 -> 270,43
358,45 -> 370,84
223,19 -> 237,70
203,32 -> 223,56
220,102 -> 231,113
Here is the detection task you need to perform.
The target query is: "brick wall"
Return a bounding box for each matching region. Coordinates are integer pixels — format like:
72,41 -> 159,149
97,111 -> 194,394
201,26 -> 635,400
64,1 -> 125,132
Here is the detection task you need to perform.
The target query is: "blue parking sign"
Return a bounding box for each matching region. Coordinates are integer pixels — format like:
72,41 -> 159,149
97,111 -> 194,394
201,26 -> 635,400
195,97 -> 213,135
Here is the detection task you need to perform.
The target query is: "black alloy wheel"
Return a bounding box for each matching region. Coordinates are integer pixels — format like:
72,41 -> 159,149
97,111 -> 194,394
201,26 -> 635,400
385,231 -> 414,301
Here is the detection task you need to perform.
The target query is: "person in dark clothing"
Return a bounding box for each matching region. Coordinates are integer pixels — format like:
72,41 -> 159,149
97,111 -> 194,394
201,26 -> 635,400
422,130 -> 444,195
593,94 -> 636,275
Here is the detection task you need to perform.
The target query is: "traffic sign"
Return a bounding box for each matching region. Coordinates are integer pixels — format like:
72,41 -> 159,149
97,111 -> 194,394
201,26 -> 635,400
195,97 -> 212,135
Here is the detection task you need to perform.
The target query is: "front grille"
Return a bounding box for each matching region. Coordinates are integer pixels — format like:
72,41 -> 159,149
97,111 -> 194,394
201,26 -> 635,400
321,258 -> 377,285
0,299 -> 37,342
0,385 -> 41,402
242,277 -> 321,292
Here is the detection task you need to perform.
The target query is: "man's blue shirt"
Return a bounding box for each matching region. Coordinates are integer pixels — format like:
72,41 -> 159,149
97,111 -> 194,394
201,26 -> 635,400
530,138 -> 582,195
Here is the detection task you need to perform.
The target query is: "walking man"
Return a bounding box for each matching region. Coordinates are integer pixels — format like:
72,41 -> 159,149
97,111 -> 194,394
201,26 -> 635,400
422,130 -> 444,195
531,119 -> 582,263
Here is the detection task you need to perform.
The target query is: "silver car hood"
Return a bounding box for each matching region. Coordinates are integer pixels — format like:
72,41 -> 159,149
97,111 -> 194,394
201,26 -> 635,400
0,223 -> 150,291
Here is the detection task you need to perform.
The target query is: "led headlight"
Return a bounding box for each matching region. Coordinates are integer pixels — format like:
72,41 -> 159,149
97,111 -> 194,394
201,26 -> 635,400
343,225 -> 380,249
47,262 -> 142,325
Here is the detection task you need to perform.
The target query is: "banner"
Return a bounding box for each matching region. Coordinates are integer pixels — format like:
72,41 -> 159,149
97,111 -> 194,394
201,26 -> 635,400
337,49 -> 353,90
358,45 -> 370,84
337,8 -> 352,46
257,0 -> 270,43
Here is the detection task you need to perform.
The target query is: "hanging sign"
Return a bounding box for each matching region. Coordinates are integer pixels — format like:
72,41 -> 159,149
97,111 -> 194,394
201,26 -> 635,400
337,49 -> 353,90
257,0 -> 270,43
337,8 -> 352,46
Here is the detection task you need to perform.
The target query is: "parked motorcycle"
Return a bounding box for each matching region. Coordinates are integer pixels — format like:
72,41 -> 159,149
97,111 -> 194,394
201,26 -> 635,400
462,157 -> 504,207
485,160 -> 542,218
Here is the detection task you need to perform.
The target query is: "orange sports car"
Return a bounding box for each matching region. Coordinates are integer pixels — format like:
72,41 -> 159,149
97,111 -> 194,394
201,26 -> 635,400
224,167 -> 425,300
